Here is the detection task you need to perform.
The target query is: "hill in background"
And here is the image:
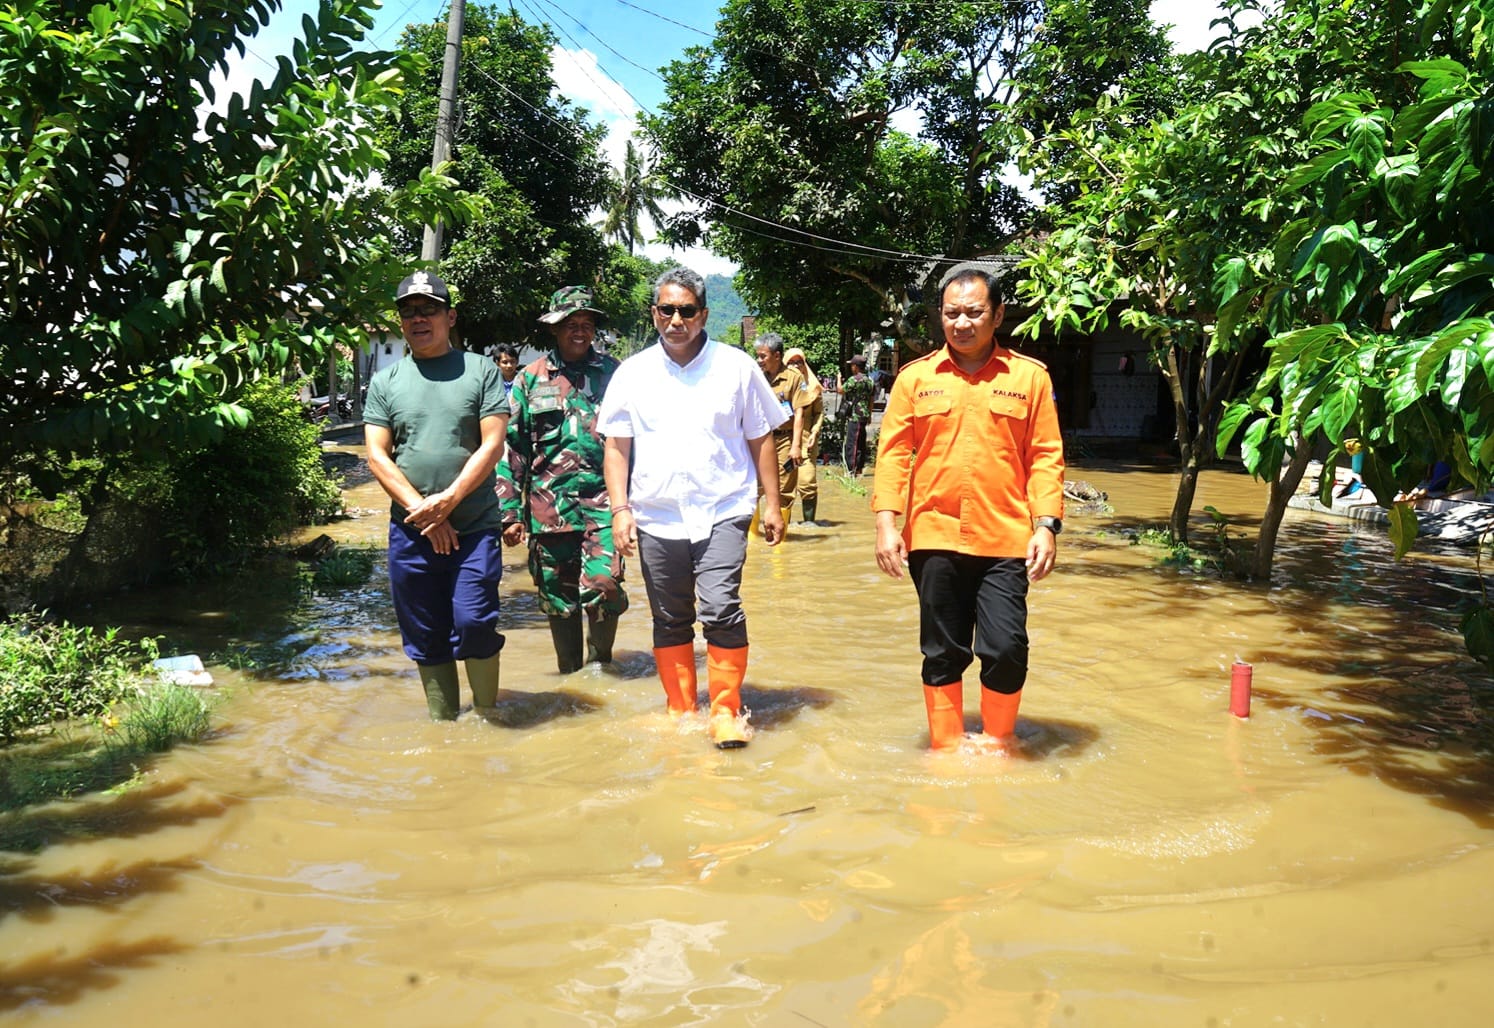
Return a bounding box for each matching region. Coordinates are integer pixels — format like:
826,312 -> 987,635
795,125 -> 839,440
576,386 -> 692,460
704,273 -> 750,342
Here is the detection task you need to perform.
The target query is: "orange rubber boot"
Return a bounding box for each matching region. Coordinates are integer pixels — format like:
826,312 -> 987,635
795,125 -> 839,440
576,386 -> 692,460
653,643 -> 698,715
706,644 -> 751,749
922,683 -> 965,750
980,688 -> 1022,741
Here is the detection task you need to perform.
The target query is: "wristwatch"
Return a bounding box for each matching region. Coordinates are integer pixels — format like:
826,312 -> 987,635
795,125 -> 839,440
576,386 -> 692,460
1034,516 -> 1062,536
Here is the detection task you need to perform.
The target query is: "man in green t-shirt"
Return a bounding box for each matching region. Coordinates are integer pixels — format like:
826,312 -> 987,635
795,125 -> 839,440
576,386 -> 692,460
363,271 -> 511,720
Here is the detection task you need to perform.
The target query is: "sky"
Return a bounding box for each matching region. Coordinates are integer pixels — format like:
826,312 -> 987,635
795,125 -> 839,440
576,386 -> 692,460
215,0 -> 1231,277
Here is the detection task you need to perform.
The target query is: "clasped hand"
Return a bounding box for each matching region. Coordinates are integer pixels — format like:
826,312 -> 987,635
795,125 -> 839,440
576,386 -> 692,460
405,490 -> 460,554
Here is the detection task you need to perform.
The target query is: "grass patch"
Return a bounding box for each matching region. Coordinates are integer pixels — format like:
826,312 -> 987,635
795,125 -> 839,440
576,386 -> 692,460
826,467 -> 868,496
1129,507 -> 1248,577
0,612 -> 221,826
311,546 -> 378,590
1131,526 -> 1217,570
0,613 -> 159,743
0,734 -> 140,812
116,682 -> 216,752
0,682 -> 220,819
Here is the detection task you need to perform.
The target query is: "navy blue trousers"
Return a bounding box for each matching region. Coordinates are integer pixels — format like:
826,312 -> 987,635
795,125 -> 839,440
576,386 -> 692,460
387,521 -> 504,665
908,550 -> 1028,694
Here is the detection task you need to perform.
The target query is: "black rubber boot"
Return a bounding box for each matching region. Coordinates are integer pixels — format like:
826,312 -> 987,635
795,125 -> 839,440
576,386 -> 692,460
801,497 -> 818,524
548,615 -> 585,673
586,613 -> 620,665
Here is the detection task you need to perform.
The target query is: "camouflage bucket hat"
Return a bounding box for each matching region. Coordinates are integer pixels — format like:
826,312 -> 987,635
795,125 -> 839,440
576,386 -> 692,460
538,285 -> 607,325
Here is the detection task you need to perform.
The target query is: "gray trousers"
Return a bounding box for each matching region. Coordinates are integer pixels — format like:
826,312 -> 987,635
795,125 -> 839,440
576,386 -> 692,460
636,515 -> 751,649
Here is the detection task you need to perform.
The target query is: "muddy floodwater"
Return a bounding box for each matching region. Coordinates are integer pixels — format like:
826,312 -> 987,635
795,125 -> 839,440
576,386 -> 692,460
5,451 -> 1494,1026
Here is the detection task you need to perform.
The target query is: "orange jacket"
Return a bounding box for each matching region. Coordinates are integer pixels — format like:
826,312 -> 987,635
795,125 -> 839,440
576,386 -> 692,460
871,345 -> 1065,558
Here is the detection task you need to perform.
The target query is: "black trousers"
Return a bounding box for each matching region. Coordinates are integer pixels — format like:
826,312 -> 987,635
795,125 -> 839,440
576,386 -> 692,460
908,550 -> 1028,694
843,418 -> 869,473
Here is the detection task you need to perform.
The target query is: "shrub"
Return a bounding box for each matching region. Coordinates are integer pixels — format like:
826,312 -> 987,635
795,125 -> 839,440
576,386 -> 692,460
0,613 -> 156,742
115,379 -> 344,573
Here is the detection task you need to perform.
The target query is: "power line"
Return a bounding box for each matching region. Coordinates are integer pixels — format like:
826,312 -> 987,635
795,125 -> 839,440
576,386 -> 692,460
513,0 -> 658,112
371,0 -> 440,44
527,0 -> 666,86
609,0 -> 713,40
673,184 -> 950,265
463,63 -> 602,171
519,0 -> 961,266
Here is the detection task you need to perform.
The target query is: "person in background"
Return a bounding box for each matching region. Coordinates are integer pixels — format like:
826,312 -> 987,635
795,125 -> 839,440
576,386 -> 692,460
871,262 -> 1065,752
494,344 -> 521,398
839,354 -> 875,475
498,286 -> 627,674
598,268 -> 787,748
364,271 -> 510,721
784,347 -> 825,525
752,332 -> 809,536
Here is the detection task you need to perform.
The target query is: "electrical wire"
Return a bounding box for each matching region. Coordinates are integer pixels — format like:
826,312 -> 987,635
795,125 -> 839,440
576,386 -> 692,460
512,0 -> 966,266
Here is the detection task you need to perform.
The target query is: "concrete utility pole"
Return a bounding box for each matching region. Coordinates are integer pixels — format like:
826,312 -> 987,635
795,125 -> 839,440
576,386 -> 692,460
421,0 -> 466,261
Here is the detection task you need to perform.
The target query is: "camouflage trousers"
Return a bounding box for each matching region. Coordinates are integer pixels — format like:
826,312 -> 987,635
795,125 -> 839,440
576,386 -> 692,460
528,528 -> 629,620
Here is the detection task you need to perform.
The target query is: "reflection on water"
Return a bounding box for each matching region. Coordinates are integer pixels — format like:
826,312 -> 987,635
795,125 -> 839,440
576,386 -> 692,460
5,454 -> 1494,1025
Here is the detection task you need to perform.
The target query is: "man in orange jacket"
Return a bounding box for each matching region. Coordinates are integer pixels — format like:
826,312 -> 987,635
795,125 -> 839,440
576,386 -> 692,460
871,262 -> 1065,751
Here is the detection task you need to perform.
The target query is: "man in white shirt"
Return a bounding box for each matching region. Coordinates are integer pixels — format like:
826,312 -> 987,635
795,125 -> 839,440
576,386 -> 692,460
598,268 -> 787,748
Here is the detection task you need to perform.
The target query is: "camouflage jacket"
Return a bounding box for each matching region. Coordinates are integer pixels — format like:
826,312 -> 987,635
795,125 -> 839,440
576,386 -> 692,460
496,347 -> 619,534
841,372 -> 874,422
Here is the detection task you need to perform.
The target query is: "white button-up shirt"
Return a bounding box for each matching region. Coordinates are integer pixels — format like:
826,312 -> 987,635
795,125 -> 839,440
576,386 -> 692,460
597,337 -> 786,541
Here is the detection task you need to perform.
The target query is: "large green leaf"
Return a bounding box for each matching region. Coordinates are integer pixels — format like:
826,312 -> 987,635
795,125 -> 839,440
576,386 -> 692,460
1346,113 -> 1389,171
1320,379 -> 1360,442
1387,501 -> 1419,558
1215,401 -> 1255,455
1460,605 -> 1494,670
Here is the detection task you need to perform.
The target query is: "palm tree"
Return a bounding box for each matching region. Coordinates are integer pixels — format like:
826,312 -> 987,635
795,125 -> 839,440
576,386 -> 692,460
601,137 -> 671,255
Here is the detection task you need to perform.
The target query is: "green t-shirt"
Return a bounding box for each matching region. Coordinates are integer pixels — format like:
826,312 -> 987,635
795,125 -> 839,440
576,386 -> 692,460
363,348 -> 509,534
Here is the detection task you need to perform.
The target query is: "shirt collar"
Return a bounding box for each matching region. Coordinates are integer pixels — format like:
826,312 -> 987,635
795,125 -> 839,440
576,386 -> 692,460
933,343 -> 1011,376
655,334 -> 713,372
546,347 -> 604,373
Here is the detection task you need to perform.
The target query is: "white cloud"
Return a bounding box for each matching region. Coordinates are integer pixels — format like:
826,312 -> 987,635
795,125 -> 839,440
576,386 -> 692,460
549,46 -> 739,279
639,238 -> 740,278
1150,0 -> 1235,53
551,45 -> 639,170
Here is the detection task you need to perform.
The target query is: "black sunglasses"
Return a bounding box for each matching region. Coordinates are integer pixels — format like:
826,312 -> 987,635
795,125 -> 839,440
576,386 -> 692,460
654,303 -> 701,320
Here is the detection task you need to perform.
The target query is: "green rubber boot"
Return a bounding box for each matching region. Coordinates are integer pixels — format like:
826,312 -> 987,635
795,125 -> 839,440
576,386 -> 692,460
801,497 -> 818,524
586,613 -> 620,665
417,662 -> 460,721
465,654 -> 501,717
548,615 -> 585,674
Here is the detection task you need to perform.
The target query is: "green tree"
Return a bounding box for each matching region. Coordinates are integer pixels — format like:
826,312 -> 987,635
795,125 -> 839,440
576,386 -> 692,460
645,0 -> 1044,350
583,246 -> 666,357
752,316 -> 839,377
1013,0 -> 1181,210
1217,0 -> 1494,658
1014,0 -> 1426,561
1016,97 -> 1262,547
370,4 -> 610,347
602,137 -> 671,256
0,0 -> 474,496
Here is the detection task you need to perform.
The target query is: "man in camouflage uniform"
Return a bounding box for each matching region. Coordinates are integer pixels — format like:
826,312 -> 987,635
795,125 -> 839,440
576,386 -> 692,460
840,354 -> 875,475
497,286 -> 627,672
